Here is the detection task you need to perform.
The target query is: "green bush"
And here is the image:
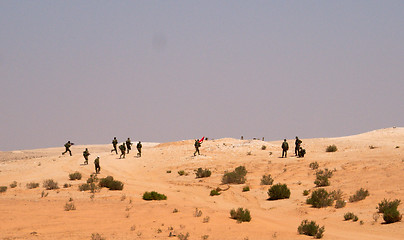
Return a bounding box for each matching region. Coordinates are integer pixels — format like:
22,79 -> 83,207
377,199 -> 401,213
303,190 -> 310,196
210,189 -> 221,196
178,170 -> 186,176
314,169 -> 333,187
309,162 -> 319,170
297,220 -> 324,239
143,191 -> 167,200
344,212 -> 356,221
0,186 -> 7,193
230,208 -> 251,222
10,181 -> 17,188
64,202 -> 76,211
99,176 -> 124,190
260,174 -> 274,185
267,183 -> 290,200
222,166 -> 247,184
349,188 -> 369,202
261,145 -> 267,150
242,186 -> 250,192
69,171 -> 82,180
306,189 -> 334,208
195,168 -> 211,178
377,199 -> 402,223
79,183 -> 96,192
43,179 -> 59,190
335,200 -> 346,209
26,182 -> 40,189
326,145 -> 337,152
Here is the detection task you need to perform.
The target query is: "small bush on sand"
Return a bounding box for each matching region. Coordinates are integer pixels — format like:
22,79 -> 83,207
177,232 -> 190,240
267,183 -> 290,200
330,189 -> 343,201
43,179 -> 59,190
260,174 -> 274,185
242,186 -> 250,192
303,190 -> 310,196
0,186 -> 7,193
326,145 -> 337,152
309,162 -> 319,170
377,199 -> 402,223
314,169 -> 333,187
306,189 -> 334,208
143,191 -> 167,200
178,170 -> 187,176
230,208 -> 251,222
79,183 -> 97,192
222,166 -> 247,184
195,168 -> 211,178
298,220 -> 324,239
210,188 -> 221,196
99,176 -> 123,190
91,233 -> 106,240
335,200 -> 346,209
69,171 -> 82,180
26,182 -> 40,189
349,188 -> 369,202
10,181 -> 17,188
261,145 -> 267,150
344,212 -> 357,221
64,202 -> 76,211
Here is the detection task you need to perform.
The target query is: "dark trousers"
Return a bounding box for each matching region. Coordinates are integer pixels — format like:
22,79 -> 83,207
137,148 -> 141,157
95,164 -> 100,173
111,145 -> 117,154
194,148 -> 200,156
282,149 -> 287,158
62,148 -> 72,156
120,151 -> 126,159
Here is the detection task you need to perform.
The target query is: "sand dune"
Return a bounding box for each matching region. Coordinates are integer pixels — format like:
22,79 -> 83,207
1,128 -> 404,239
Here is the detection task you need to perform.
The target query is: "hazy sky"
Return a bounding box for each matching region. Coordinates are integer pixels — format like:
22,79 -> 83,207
1,1 -> 403,151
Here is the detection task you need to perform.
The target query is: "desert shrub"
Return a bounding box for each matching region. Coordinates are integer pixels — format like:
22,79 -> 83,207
194,208 -> 203,217
344,212 -> 356,221
377,199 -> 401,213
178,170 -> 186,176
326,145 -> 337,152
222,166 -> 247,184
99,176 -> 124,190
177,232 -> 190,240
349,188 -> 369,202
143,191 -> 167,200
260,174 -> 274,185
261,145 -> 267,150
195,168 -> 211,178
329,189 -> 343,201
303,190 -> 310,196
26,182 -> 40,189
64,202 -> 76,211
297,220 -> 325,238
0,186 -> 7,193
309,162 -> 319,170
43,179 -> 59,190
63,183 -> 72,188
267,183 -> 290,200
91,233 -> 105,240
69,171 -> 82,180
314,169 -> 333,187
335,200 -> 346,209
306,189 -> 334,208
369,145 -> 376,149
230,208 -> 251,222
210,189 -> 221,196
79,183 -> 96,192
242,186 -> 250,192
10,181 -> 17,188
353,215 -> 359,222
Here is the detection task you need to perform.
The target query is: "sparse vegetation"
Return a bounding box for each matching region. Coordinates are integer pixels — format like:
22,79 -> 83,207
0,186 -> 7,193
195,168 -> 211,178
326,145 -> 337,152
267,183 -> 290,200
177,232 -> 190,240
261,145 -> 267,150
26,182 -> 40,189
99,176 -> 124,190
242,186 -> 250,192
63,183 -> 72,188
309,162 -> 319,170
194,208 -> 203,217
222,166 -> 247,184
246,151 -> 252,155
10,181 -> 17,188
344,212 -> 357,221
303,190 -> 310,196
260,174 -> 274,185
41,191 -> 48,198
79,183 -> 96,192
142,191 -> 167,200
335,200 -> 346,209
298,220 -> 324,239
166,170 -> 171,173
178,170 -> 186,176
349,188 -> 369,202
91,233 -> 106,240
210,188 -> 221,196
203,216 -> 210,223
68,171 -> 82,180
330,189 -> 343,201
377,199 -> 402,223
306,189 -> 334,208
314,169 -> 333,187
64,202 -> 76,211
43,179 -> 59,190
230,208 -> 251,222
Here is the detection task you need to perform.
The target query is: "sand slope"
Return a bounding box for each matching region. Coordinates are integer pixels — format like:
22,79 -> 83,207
1,128 -> 404,240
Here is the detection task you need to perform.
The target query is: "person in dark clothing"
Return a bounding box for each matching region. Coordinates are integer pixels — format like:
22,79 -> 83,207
119,143 -> 126,159
111,137 -> 118,154
62,141 -> 74,156
83,148 -> 90,164
298,147 -> 306,158
94,156 -> 101,174
194,139 -> 201,156
295,136 -> 302,156
137,141 -> 142,157
126,138 -> 132,154
281,139 -> 289,158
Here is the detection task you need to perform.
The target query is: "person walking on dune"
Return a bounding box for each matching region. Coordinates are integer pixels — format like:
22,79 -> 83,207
111,137 -> 118,154
126,138 -> 132,154
194,139 -> 201,156
94,156 -> 101,174
137,141 -> 142,157
62,141 -> 74,156
295,136 -> 302,156
119,142 -> 126,159
281,139 -> 289,158
83,148 -> 90,165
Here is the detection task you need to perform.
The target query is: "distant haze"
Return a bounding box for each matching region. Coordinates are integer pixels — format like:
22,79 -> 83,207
1,1 -> 403,151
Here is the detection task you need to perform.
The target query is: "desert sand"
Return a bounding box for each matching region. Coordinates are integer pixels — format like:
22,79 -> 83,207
1,128 -> 404,240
